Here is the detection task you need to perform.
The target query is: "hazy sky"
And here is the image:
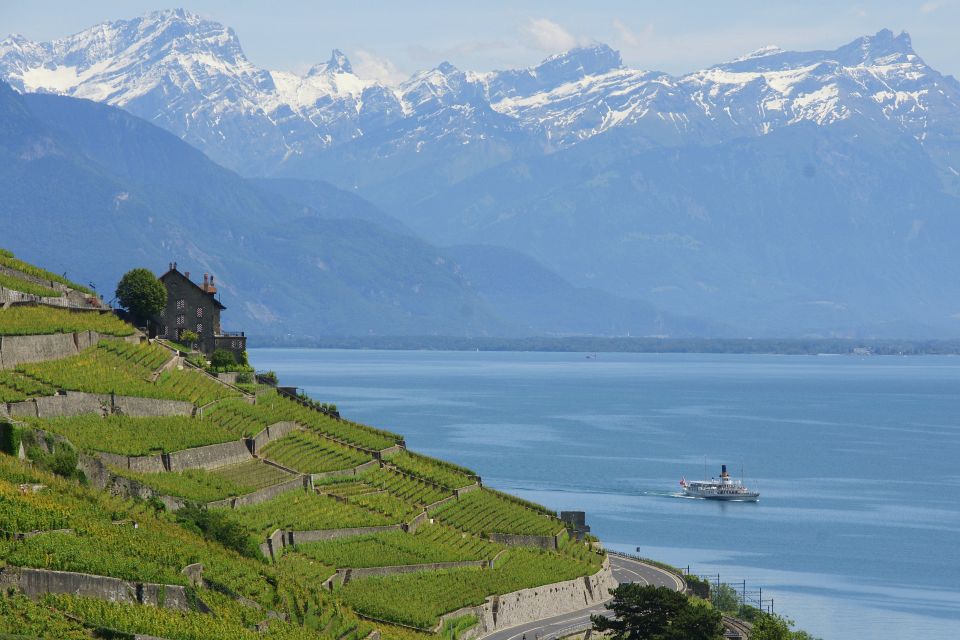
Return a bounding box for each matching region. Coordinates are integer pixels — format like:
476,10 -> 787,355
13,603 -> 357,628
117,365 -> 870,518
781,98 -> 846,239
3,1 -> 960,83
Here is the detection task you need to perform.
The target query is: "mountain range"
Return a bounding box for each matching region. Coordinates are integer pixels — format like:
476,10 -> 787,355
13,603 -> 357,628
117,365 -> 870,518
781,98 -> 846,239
4,9 -> 960,337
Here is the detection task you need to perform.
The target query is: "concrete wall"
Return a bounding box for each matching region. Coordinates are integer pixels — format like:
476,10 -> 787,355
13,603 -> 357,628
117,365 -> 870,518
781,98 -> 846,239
96,451 -> 167,474
290,525 -> 404,545
0,566 -> 189,611
79,455 -> 185,512
489,532 -> 560,550
404,510 -> 430,534
425,494 -> 457,514
166,440 -> 251,472
113,395 -> 194,417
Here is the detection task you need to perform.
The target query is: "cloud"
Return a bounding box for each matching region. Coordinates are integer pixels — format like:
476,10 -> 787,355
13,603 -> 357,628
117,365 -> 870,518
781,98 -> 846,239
920,2 -> 942,13
352,49 -> 408,86
520,18 -> 583,53
612,18 -> 653,48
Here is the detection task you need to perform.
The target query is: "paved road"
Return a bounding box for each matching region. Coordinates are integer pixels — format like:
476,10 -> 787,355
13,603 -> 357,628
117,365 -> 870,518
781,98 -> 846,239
480,554 -> 685,640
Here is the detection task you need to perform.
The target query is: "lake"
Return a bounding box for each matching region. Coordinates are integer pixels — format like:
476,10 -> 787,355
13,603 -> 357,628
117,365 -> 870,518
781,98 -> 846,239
249,348 -> 960,639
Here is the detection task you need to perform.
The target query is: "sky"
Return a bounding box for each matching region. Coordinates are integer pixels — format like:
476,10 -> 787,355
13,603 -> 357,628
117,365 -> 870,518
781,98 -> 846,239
3,1 -> 960,83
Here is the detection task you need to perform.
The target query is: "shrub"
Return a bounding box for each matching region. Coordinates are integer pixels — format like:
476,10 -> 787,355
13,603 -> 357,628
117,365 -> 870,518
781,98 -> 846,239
211,349 -> 237,368
115,268 -> 167,326
175,505 -> 262,559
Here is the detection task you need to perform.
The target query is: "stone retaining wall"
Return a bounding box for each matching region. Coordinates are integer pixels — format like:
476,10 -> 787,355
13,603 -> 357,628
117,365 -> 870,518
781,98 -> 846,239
425,494 -> 457,513
439,558 -> 616,638
250,421 -> 300,454
0,331 -> 133,369
97,451 -> 166,474
166,440 -> 252,472
259,524 -> 405,562
456,483 -> 481,497
0,566 -> 189,611
311,459 -> 379,483
489,532 -> 560,550
330,559 -> 489,587
207,477 -> 307,510
405,510 -> 430,534
79,455 -> 186,512
6,392 -> 193,419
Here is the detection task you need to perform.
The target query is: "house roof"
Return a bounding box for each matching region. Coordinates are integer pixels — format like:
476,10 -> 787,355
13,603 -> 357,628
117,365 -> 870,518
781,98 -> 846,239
159,268 -> 227,310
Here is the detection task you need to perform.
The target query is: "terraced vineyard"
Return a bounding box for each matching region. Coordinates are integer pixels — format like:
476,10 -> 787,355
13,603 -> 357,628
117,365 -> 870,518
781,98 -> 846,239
362,467 -> 451,507
114,467 -> 249,503
30,415 -> 235,456
18,341 -> 237,405
0,273 -> 61,297
432,489 -> 562,537
0,248 -> 94,295
296,524 -> 500,569
0,305 -> 134,336
0,370 -> 55,402
0,254 -> 618,640
211,460 -> 294,491
222,490 -> 396,535
337,549 -> 597,628
385,450 -> 476,490
262,430 -> 372,473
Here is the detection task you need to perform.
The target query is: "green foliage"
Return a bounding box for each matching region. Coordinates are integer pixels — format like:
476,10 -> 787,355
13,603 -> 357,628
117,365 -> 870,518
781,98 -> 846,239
211,348 -> 237,368
592,584 -> 723,640
31,414 -> 235,456
0,272 -> 61,297
210,460 -> 293,492
17,340 -> 237,406
338,548 -> 596,628
20,434 -> 82,481
262,430 -> 372,474
0,593 -> 88,639
433,488 -> 562,537
115,268 -> 167,325
179,330 -> 200,346
295,524 -> 499,569
360,466 -> 451,507
174,504 -> 262,559
0,370 -> 56,402
0,421 -> 25,455
443,615 -> 479,640
386,450 -> 476,490
0,249 -> 95,295
223,490 -> 394,536
750,613 -> 821,640
0,306 -> 133,336
115,468 -> 247,503
711,583 -> 741,613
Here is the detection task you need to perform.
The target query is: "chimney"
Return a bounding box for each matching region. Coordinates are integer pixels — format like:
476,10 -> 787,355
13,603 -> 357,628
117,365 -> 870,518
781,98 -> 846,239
208,275 -> 217,294
203,273 -> 209,291
173,261 -> 177,271
184,271 -> 190,281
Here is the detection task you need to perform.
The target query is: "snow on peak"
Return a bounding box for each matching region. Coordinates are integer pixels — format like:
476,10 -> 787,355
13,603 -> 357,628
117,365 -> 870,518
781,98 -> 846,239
735,45 -> 784,62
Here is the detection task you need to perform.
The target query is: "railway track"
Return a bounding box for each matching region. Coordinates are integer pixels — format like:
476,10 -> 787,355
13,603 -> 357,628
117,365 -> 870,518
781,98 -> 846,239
722,614 -> 753,639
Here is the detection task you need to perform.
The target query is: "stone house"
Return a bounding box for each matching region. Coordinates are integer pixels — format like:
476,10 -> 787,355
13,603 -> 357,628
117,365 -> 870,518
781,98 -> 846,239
155,263 -> 246,360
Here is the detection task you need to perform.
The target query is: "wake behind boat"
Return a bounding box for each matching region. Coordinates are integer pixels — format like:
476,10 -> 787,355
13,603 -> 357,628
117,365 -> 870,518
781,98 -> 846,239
680,464 -> 759,501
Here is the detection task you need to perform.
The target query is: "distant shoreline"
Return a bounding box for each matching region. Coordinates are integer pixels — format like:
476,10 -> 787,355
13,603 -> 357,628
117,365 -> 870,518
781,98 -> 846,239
247,336 -> 960,356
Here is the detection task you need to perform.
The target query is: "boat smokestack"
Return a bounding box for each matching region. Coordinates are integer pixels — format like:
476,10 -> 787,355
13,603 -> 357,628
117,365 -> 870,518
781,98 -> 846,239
721,464 -> 728,479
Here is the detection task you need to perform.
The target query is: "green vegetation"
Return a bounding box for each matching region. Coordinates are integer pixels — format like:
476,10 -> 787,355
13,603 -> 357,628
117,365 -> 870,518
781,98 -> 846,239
0,370 -> 55,402
211,460 -> 293,492
0,249 -> 94,295
385,450 -> 476,489
442,615 -> 479,640
0,272 -> 61,297
0,593 -> 88,639
0,306 -> 133,336
433,488 -> 562,537
348,490 -> 420,521
30,415 -> 235,456
118,467 -> 248,503
296,524 -> 499,569
115,268 -> 167,326
592,583 -> 724,640
262,430 -> 372,473
206,392 -> 400,450
338,548 -> 596,628
362,467 -> 450,507
18,341 -> 237,405
222,490 -> 395,535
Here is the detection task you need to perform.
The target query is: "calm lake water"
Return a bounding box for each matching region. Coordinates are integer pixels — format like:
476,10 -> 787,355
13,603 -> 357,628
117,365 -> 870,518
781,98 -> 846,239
249,348 -> 960,640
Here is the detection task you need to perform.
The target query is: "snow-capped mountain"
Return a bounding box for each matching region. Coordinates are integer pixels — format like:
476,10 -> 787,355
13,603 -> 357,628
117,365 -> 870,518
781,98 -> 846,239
3,9 -> 959,181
